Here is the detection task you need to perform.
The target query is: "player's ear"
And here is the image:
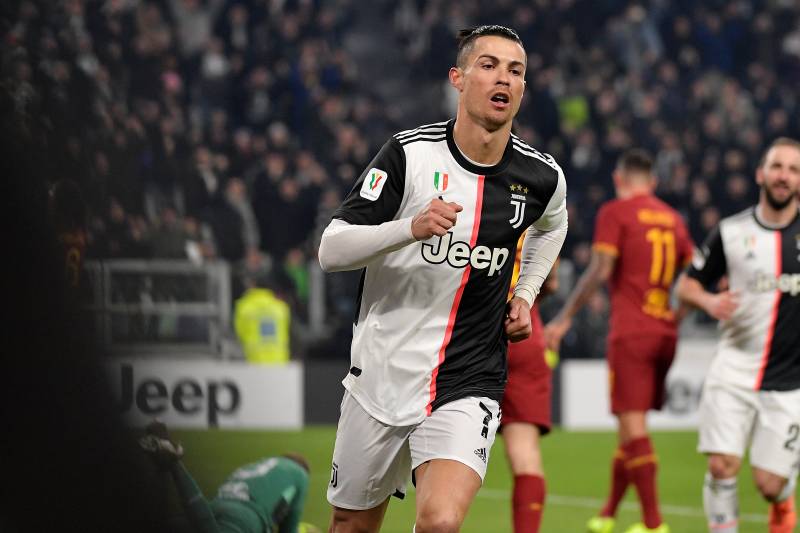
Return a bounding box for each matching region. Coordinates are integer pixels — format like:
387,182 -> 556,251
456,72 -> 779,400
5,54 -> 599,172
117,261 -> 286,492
449,67 -> 464,91
755,166 -> 765,186
612,169 -> 623,189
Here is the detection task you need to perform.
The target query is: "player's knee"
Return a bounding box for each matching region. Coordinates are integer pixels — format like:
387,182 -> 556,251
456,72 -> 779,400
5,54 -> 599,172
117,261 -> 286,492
414,507 -> 462,533
708,454 -> 740,479
329,508 -> 378,533
753,472 -> 786,502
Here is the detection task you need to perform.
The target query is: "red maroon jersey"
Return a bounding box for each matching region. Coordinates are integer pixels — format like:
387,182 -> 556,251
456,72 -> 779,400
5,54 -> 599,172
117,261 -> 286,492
593,194 -> 693,340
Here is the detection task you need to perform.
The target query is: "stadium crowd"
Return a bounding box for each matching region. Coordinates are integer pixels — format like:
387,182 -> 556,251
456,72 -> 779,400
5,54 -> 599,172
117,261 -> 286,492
4,0 -> 800,359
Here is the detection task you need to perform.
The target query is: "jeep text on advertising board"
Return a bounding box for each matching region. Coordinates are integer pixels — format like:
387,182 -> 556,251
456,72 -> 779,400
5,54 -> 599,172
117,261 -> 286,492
107,359 -> 303,429
116,364 -> 240,427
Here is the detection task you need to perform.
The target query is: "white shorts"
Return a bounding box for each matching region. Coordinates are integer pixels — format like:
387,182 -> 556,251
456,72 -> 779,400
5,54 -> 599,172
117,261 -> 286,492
698,380 -> 800,478
326,390 -> 501,510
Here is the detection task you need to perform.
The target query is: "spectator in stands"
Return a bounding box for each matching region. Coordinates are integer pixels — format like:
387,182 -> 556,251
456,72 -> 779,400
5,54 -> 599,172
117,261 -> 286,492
11,0 -> 800,362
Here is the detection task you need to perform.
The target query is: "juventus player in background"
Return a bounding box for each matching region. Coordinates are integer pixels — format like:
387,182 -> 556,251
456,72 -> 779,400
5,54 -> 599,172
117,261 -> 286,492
318,25 -> 567,533
677,137 -> 800,533
545,150 -> 693,533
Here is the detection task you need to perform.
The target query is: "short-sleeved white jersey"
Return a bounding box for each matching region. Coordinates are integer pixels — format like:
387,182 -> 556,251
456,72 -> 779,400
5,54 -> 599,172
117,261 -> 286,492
687,207 -> 800,391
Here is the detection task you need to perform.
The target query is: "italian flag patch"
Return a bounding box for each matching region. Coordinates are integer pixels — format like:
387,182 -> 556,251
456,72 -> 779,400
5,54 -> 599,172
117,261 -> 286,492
434,171 -> 448,193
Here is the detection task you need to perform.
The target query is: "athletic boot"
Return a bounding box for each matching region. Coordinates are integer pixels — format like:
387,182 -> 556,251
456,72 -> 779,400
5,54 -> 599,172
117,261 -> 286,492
586,516 -> 615,533
769,497 -> 797,533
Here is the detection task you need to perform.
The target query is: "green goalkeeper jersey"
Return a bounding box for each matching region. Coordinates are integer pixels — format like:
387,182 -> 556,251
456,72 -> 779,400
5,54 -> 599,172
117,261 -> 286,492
172,457 -> 309,533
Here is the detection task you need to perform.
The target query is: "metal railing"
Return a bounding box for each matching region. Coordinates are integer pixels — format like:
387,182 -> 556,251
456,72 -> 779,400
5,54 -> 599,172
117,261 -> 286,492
85,260 -> 232,357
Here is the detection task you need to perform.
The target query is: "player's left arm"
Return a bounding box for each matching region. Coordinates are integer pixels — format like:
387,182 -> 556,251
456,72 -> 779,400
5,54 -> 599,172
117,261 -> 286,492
280,476 -> 309,533
507,166 -> 568,342
512,166 -> 568,307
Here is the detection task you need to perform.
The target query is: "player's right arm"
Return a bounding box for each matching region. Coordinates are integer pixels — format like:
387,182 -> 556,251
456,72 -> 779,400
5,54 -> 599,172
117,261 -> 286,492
676,225 -> 739,321
318,137 -> 463,272
543,202 -> 617,350
543,249 -> 615,350
170,462 -> 222,533
139,422 -> 221,533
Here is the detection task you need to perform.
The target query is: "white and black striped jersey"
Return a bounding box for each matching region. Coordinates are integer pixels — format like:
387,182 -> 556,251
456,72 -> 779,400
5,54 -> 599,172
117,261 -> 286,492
687,207 -> 800,391
331,119 -> 567,426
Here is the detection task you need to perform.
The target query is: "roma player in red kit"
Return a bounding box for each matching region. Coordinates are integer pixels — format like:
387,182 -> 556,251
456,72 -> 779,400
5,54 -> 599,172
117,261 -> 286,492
545,149 -> 693,533
502,233 -> 559,533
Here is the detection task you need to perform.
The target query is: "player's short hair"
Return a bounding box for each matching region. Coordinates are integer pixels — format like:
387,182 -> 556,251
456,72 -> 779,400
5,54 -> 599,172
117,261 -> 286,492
456,25 -> 524,69
283,452 -> 310,473
759,137 -> 800,168
616,148 -> 654,176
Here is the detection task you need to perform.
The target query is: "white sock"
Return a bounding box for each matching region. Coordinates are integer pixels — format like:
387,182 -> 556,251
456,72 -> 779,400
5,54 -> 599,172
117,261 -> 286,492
775,467 -> 797,503
703,472 -> 739,532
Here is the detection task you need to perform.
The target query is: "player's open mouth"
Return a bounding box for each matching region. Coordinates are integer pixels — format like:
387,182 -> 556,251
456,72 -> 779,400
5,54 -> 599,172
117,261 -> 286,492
490,92 -> 510,109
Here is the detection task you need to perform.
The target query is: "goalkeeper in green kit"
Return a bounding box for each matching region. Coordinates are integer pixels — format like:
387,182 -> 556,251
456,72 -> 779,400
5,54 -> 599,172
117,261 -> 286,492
139,421 -> 318,533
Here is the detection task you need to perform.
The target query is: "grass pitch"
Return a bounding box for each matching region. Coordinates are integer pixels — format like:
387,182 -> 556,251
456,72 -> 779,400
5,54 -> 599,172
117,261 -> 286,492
175,427 -> 779,532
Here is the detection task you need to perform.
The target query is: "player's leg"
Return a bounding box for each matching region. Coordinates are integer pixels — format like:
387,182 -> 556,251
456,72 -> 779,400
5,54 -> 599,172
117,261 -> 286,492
501,334 -> 552,533
327,391 -> 413,533
503,423 -> 546,533
592,336 -> 670,533
617,410 -> 663,532
413,459 -> 482,533
329,501 -> 391,533
698,381 -> 756,533
588,338 -> 634,533
748,388 -> 800,533
765,468 -> 797,533
409,396 -> 501,532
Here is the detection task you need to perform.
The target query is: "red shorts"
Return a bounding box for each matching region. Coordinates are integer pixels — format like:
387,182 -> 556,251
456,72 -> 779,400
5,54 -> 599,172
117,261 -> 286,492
608,334 -> 676,415
501,331 -> 552,435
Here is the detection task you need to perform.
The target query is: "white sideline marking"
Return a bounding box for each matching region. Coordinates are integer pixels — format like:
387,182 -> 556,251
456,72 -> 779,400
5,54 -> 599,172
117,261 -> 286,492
476,488 -> 768,524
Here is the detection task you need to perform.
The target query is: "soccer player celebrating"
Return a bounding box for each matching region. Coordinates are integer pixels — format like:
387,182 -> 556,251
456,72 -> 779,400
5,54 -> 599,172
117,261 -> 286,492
544,149 -> 693,533
318,25 -> 567,533
501,244 -> 560,533
676,137 -> 800,533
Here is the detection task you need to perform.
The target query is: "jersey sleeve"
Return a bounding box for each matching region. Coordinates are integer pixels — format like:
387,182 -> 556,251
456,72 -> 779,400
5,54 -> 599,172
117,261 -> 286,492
280,471 -> 309,533
686,224 -> 727,287
332,137 -> 406,225
171,462 -> 220,533
531,164 -> 567,231
592,202 -> 621,256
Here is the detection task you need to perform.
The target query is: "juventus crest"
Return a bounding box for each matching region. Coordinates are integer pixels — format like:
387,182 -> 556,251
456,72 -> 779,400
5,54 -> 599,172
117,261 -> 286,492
509,184 -> 528,228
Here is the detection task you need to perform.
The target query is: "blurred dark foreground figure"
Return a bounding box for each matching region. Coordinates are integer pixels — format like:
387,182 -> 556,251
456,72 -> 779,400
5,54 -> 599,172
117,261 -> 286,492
0,77 -> 173,531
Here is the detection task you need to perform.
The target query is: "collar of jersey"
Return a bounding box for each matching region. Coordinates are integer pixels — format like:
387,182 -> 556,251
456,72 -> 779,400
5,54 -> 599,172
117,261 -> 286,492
445,119 -> 514,176
751,205 -> 800,232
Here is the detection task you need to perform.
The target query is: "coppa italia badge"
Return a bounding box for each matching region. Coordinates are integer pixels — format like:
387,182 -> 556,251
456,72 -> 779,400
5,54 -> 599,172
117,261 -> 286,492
509,183 -> 528,228
433,170 -> 449,193
360,168 -> 388,201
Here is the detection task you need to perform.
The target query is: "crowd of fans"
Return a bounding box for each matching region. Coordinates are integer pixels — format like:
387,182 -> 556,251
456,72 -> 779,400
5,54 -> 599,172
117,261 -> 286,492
4,0 -> 800,359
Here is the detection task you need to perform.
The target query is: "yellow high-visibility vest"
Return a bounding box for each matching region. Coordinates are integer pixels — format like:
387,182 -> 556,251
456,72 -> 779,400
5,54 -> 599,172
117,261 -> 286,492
234,288 -> 290,364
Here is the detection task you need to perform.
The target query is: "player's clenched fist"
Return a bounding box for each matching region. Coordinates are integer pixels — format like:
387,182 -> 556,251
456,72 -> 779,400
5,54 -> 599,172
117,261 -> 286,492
411,198 -> 464,240
505,297 -> 532,342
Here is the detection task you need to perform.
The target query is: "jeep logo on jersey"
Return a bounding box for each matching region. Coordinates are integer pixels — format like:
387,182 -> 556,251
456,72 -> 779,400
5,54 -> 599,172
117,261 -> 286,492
750,272 -> 800,296
509,184 -> 528,228
360,168 -> 388,201
421,232 -> 509,277
433,170 -> 449,193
